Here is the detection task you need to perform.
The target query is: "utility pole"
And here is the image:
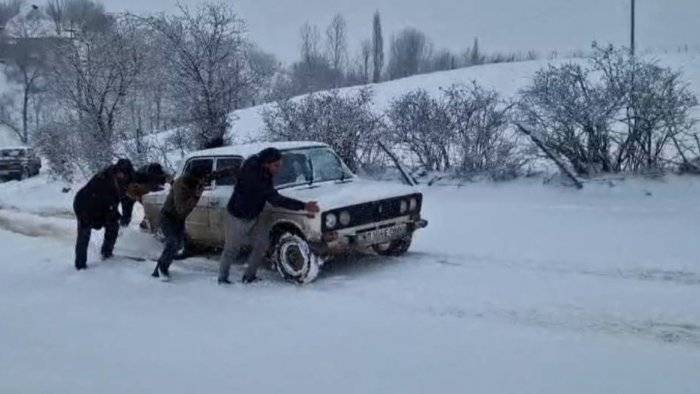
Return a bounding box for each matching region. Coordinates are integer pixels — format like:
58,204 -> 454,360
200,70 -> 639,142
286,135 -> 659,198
630,0 -> 636,56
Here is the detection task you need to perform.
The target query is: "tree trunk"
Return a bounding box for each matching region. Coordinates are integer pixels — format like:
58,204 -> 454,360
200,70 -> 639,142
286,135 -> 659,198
516,123 -> 583,189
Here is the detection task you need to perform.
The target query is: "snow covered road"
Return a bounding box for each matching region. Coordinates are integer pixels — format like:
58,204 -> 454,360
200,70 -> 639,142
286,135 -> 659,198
1,177 -> 699,393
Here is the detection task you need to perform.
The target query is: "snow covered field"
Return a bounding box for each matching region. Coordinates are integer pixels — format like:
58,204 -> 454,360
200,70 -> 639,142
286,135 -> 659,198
1,52 -> 699,393
1,174 -> 699,393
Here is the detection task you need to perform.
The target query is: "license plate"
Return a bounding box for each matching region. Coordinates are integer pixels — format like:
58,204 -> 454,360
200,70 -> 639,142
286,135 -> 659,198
359,224 -> 407,244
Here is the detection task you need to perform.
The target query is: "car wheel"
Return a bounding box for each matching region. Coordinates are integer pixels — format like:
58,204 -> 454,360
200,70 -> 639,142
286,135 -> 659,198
272,232 -> 322,284
19,167 -> 30,180
372,235 -> 413,256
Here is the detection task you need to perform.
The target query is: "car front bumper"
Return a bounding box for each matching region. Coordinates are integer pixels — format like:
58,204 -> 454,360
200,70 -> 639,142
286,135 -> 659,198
0,169 -> 22,177
311,217 -> 429,255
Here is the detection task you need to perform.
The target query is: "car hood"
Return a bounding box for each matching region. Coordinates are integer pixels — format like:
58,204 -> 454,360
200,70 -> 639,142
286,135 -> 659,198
280,179 -> 420,210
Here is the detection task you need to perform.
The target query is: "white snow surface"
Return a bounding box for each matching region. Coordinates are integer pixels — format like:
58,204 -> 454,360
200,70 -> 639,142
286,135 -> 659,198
0,174 -> 699,393
0,54 -> 700,393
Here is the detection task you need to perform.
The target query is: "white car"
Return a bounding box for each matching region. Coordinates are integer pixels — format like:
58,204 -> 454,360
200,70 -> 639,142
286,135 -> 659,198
142,141 -> 428,283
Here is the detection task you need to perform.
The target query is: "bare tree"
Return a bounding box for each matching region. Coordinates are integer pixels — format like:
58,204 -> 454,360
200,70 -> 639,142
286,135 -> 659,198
517,44 -> 698,176
245,44 -> 280,105
0,0 -> 22,28
386,89 -> 452,171
360,39 -> 371,83
262,88 -> 382,171
2,3 -> 52,144
44,0 -> 63,34
387,27 -> 429,80
469,37 -> 482,65
48,17 -> 145,170
592,45 -> 699,171
325,13 -> 347,83
517,62 -> 621,175
371,10 -> 383,83
387,84 -> 528,179
45,0 -> 111,35
300,21 -> 321,63
146,1 -> 250,149
442,83 -> 525,179
290,21 -> 336,95
430,48 -> 457,72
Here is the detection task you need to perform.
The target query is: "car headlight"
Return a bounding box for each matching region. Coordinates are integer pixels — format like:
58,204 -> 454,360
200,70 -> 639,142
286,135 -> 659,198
339,211 -> 351,226
409,197 -> 418,211
325,213 -> 338,229
400,200 -> 408,214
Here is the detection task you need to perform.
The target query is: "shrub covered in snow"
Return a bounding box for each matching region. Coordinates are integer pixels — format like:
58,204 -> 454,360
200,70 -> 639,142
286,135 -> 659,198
261,87 -> 383,171
517,44 -> 699,176
386,83 -> 530,180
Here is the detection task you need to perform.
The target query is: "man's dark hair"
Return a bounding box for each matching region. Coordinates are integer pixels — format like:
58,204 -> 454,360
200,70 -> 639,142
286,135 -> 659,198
184,164 -> 211,186
135,163 -> 169,184
258,147 -> 283,164
114,158 -> 135,180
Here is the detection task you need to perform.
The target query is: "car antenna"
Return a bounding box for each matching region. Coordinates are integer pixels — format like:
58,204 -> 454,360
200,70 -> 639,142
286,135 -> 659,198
306,155 -> 314,186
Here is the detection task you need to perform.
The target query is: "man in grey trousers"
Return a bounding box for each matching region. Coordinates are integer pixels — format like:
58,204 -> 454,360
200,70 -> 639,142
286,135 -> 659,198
219,147 -> 319,284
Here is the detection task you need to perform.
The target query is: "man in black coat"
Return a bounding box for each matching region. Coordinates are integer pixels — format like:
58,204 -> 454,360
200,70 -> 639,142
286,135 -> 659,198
73,159 -> 135,270
218,147 -> 320,284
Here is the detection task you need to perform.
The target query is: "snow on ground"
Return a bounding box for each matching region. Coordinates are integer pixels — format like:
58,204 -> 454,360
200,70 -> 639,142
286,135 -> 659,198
1,174 -> 699,393
1,53 -> 699,393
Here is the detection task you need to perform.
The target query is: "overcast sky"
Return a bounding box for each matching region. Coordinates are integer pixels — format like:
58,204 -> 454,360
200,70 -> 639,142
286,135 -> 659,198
101,0 -> 700,64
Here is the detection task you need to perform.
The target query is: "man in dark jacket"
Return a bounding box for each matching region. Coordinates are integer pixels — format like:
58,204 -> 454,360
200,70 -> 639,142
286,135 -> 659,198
219,147 -> 320,284
73,159 -> 135,270
152,165 -> 210,281
119,163 -> 170,227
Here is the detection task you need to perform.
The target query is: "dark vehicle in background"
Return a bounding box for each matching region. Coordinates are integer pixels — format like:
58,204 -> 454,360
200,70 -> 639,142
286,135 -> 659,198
0,147 -> 42,181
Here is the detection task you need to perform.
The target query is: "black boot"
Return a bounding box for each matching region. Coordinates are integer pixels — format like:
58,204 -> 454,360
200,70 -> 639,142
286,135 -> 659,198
157,264 -> 170,282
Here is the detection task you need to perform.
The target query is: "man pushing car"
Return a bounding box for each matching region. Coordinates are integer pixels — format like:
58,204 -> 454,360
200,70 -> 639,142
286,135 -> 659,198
218,147 -> 320,284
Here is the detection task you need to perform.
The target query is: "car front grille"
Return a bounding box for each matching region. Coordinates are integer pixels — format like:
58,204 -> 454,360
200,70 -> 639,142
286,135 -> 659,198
0,163 -> 22,170
322,194 -> 422,232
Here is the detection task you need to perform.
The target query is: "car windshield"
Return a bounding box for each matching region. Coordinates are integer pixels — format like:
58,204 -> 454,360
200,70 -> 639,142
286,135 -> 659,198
274,147 -> 353,187
0,149 -> 24,158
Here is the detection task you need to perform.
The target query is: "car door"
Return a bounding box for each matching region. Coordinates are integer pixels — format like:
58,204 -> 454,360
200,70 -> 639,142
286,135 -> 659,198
182,158 -> 214,244
208,157 -> 243,244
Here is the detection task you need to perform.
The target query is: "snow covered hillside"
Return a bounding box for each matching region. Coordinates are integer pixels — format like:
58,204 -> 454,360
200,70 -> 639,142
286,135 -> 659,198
228,52 -> 700,143
0,174 -> 699,393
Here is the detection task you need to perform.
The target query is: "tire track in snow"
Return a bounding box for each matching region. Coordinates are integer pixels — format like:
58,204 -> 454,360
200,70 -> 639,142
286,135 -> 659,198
414,252 -> 700,287
0,209 -> 75,241
426,304 -> 700,348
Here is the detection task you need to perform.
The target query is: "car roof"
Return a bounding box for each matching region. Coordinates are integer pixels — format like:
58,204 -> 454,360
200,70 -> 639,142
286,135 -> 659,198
183,141 -> 329,161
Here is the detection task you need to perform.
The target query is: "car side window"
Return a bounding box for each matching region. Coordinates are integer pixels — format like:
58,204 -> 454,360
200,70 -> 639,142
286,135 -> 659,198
215,158 -> 242,186
183,158 -> 214,187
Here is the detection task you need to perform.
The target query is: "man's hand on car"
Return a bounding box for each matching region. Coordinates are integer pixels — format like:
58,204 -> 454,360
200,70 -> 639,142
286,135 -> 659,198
305,201 -> 320,217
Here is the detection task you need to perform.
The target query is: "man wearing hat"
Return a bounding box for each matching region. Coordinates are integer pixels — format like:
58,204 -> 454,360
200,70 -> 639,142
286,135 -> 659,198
219,147 -> 320,284
152,164 -> 211,281
73,159 -> 135,270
